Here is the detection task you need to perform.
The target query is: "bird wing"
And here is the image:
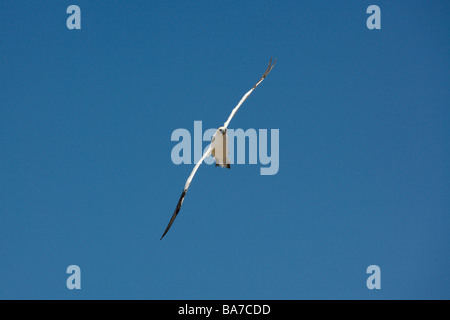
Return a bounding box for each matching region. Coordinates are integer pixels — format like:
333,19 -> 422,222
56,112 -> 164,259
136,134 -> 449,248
223,57 -> 276,129
160,145 -> 212,240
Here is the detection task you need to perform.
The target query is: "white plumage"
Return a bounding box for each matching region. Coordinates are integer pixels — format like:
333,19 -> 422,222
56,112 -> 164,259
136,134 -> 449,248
211,126 -> 231,169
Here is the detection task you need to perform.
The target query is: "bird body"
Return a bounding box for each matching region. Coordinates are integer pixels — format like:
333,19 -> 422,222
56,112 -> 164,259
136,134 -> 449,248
211,127 -> 231,169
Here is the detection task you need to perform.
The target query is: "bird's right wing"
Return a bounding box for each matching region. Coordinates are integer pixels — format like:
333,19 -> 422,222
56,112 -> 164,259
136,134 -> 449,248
223,58 -> 276,129
160,145 -> 212,240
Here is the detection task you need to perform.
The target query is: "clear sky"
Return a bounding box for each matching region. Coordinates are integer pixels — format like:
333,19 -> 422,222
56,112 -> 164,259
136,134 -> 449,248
0,0 -> 449,299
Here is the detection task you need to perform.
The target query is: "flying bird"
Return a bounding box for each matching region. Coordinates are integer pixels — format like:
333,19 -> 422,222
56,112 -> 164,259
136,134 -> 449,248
160,58 -> 276,240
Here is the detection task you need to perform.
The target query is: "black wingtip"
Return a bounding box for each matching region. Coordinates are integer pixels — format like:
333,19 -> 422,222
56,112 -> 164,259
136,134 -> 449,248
160,226 -> 170,240
160,226 -> 169,240
160,189 -> 188,240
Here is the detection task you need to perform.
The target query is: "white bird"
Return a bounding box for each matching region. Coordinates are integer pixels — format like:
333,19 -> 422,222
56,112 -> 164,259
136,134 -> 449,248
160,58 -> 276,240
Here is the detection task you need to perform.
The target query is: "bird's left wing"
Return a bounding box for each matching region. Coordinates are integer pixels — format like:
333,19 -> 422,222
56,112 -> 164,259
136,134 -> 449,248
160,145 -> 212,240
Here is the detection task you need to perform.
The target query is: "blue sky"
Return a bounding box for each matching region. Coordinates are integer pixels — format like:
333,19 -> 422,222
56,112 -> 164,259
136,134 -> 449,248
0,1 -> 449,299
